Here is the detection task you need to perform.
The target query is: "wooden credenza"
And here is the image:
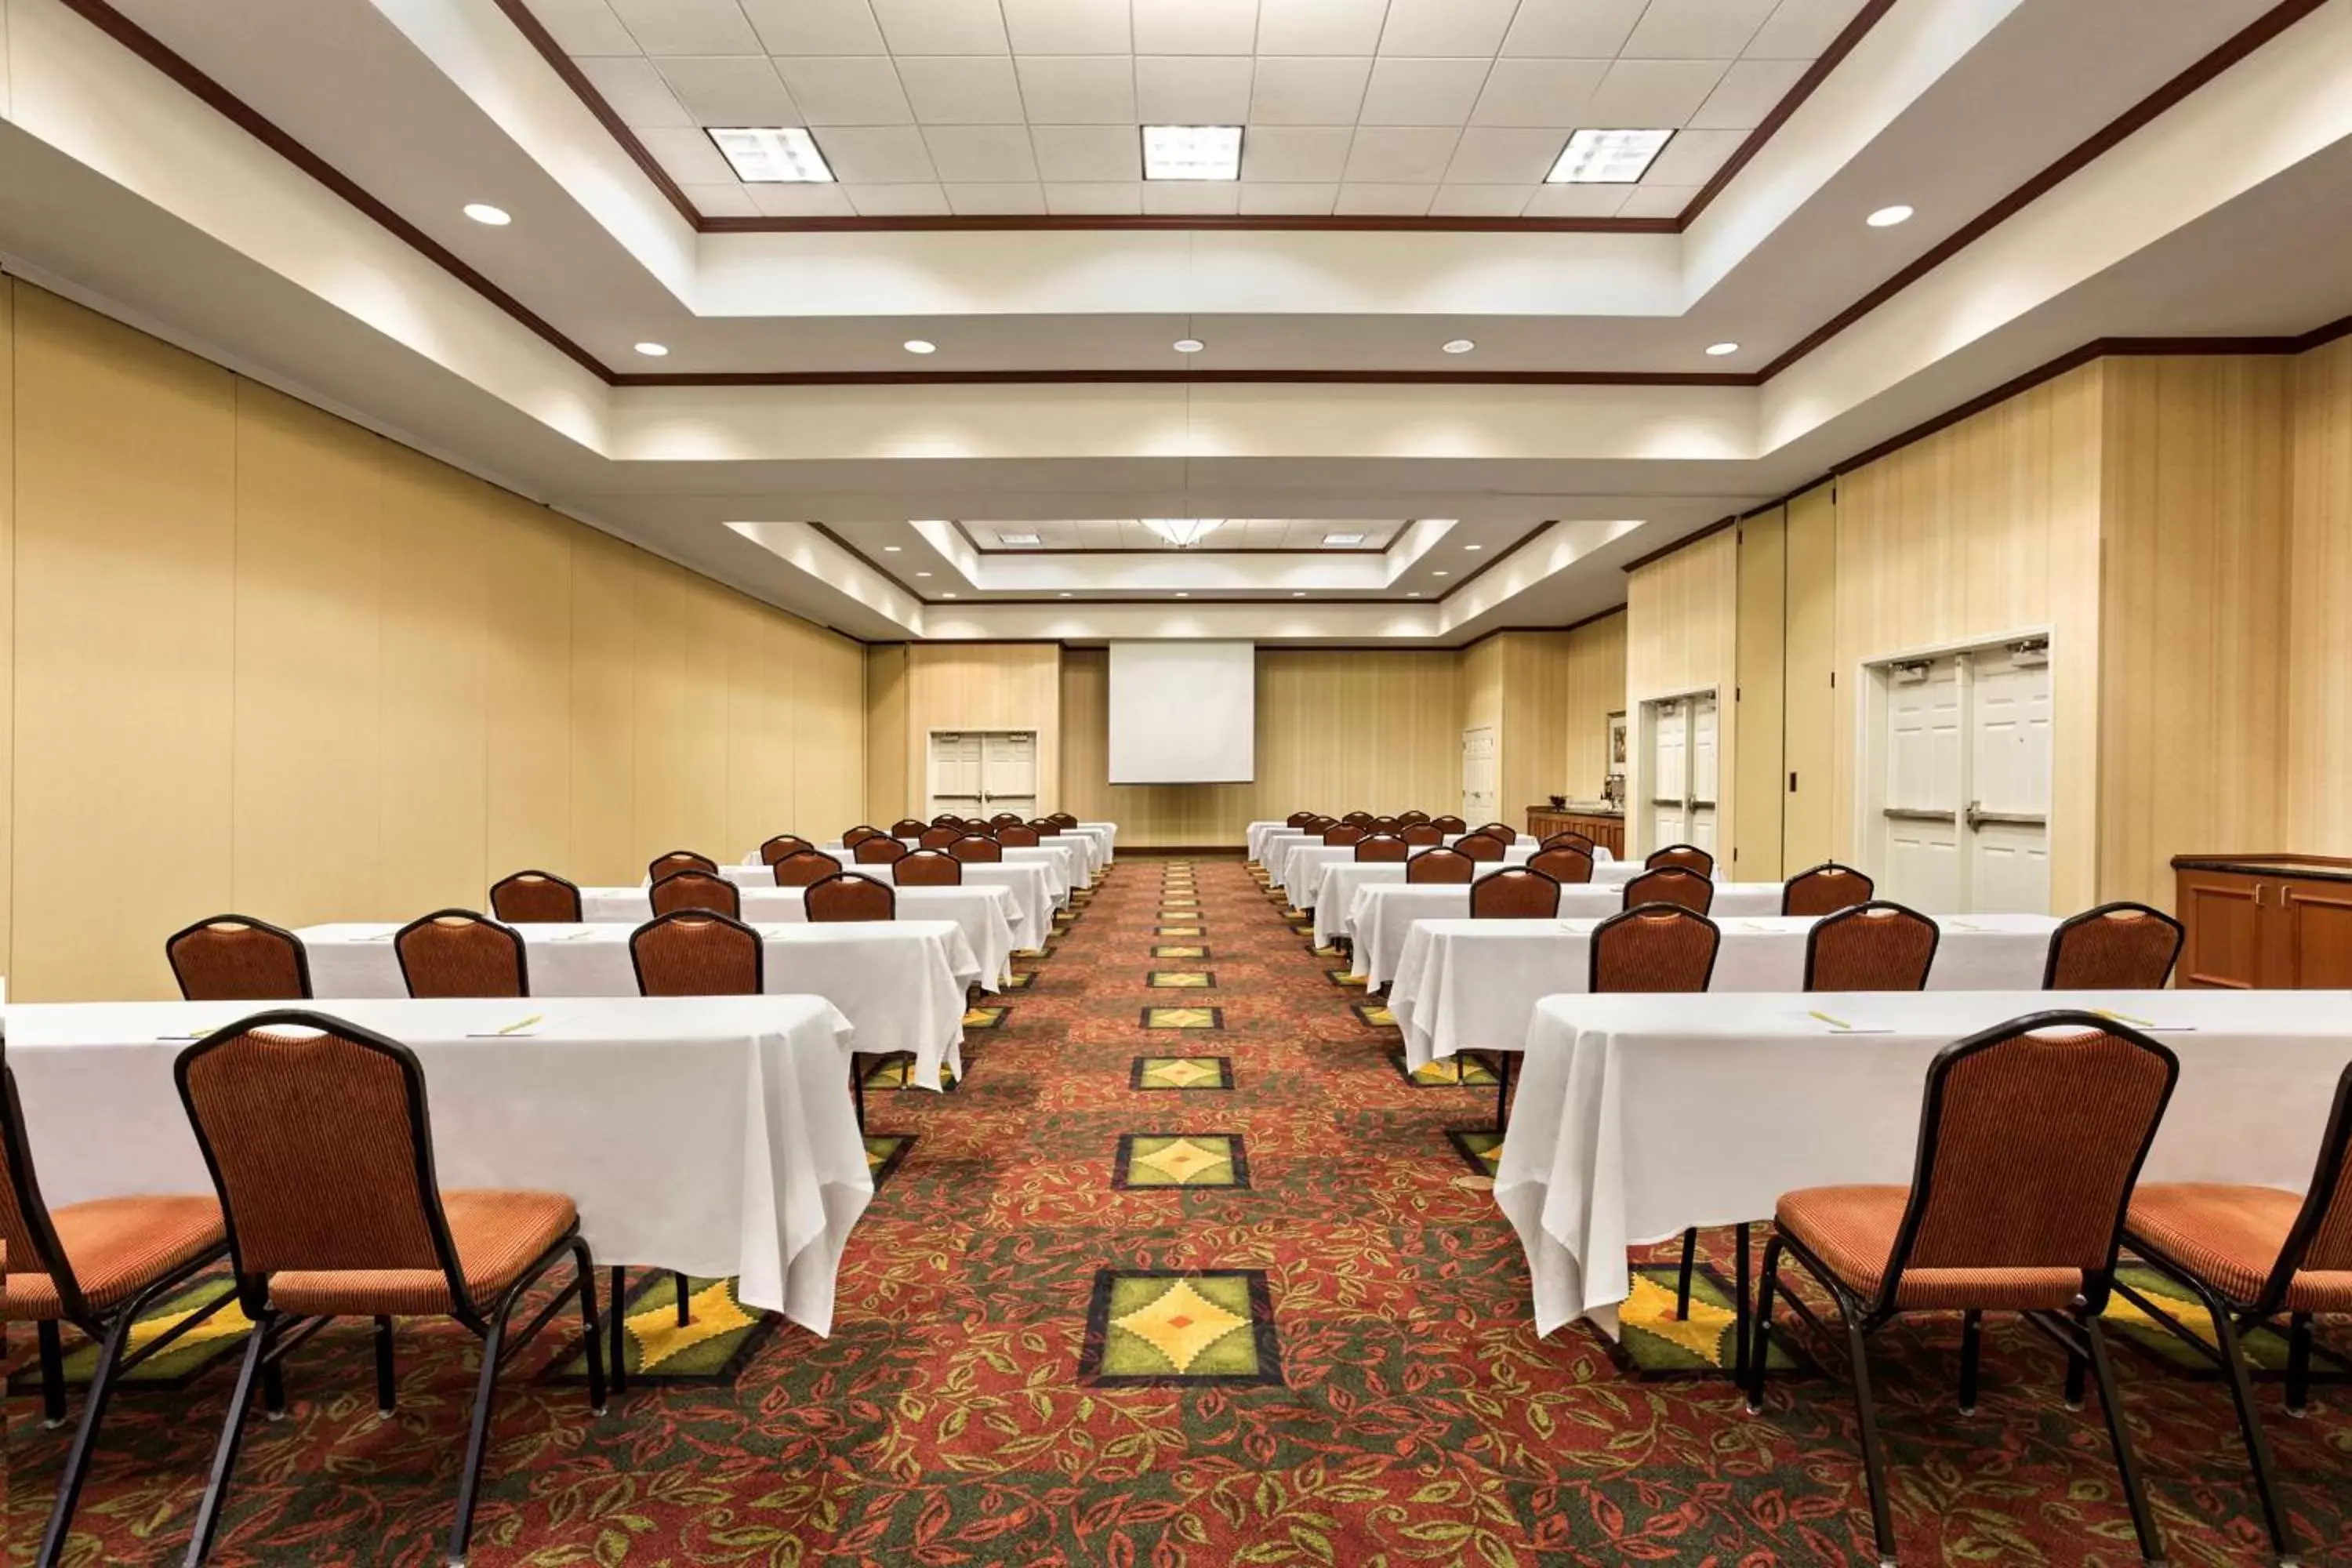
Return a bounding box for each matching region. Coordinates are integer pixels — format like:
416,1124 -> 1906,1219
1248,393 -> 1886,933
1527,808 -> 1625,859
2172,855 -> 2352,989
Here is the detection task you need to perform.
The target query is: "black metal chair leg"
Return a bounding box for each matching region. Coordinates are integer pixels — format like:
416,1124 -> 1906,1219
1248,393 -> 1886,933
36,1319 -> 67,1428
1675,1229 -> 1699,1319
183,1312 -> 276,1567
2287,1313 -> 2313,1416
572,1242 -> 608,1416
261,1354 -> 287,1421
1746,1236 -> 1782,1412
1846,1315 -> 1900,1566
39,1312 -> 133,1568
1733,1222 -> 1751,1387
2064,1345 -> 2089,1410
1958,1310 -> 1982,1415
851,1055 -> 868,1134
607,1266 -> 629,1397
1492,1051 -> 1512,1133
672,1271 -> 693,1327
374,1316 -> 397,1416
2204,1298 -> 2296,1563
448,1293 -> 518,1567
2080,1308 -> 2165,1566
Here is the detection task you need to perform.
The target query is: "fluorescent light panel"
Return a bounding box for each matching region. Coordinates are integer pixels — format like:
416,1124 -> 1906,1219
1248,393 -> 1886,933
708,127 -> 834,183
1322,532 -> 1365,546
1142,518 -> 1222,547
1143,125 -> 1243,181
996,532 -> 1042,546
1547,129 -> 1673,184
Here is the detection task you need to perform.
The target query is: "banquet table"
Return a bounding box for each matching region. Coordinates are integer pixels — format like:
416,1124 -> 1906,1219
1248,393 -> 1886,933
808,845 -> 1075,907
577,884 -> 1018,988
1288,842 -> 1541,909
1497,988 -> 2352,1340
1064,824 -> 1116,877
2,996 -> 871,1330
715,860 -> 1054,943
1345,881 -> 1789,985
1389,912 -> 2060,1070
1265,830 -> 1534,895
299,920 -> 979,1090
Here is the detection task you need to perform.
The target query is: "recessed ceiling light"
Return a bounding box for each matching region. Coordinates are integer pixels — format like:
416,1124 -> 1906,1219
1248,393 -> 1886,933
1292,591 -> 1307,597
1173,338 -> 1205,354
1142,518 -> 1221,546
1142,125 -> 1243,181
1705,342 -> 1740,357
633,342 -> 670,357
463,202 -> 511,226
915,571 -> 933,578
1443,339 -> 1475,354
883,545 -> 902,552
998,532 -> 1042,546
1464,543 -> 1483,551
1406,590 -> 1421,597
1434,570 -> 1450,577
707,126 -> 834,183
1548,129 -> 1674,184
1867,204 -> 1915,228
942,592 -> 958,598
903,339 -> 936,354
1058,591 -> 1073,598
1323,532 -> 1365,546
1174,591 -> 1190,597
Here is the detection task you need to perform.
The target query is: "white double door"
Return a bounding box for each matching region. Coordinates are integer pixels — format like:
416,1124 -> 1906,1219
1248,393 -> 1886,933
1875,644 -> 2051,914
1461,726 -> 1497,822
927,730 -> 1038,821
1646,692 -> 1719,852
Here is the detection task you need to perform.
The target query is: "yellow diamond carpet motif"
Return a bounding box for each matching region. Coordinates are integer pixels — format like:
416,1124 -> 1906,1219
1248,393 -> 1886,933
628,1281 -> 759,1372
1150,1058 -> 1218,1085
1110,1279 -> 1250,1374
1620,1272 -> 1740,1363
1132,1137 -> 1225,1181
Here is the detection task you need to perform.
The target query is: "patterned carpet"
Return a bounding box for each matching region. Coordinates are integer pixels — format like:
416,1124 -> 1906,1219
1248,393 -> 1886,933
9,855 -> 2350,1564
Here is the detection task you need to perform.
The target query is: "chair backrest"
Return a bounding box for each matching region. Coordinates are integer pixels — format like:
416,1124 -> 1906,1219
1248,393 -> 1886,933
2245,1062 -> 2352,1313
1323,823 -> 1367,846
1470,866 -> 1561,919
1874,1011 -> 2177,1315
2044,902 -> 2184,990
1475,823 -> 1517,843
1590,906 -> 1722,993
1784,861 -> 1875,918
1369,816 -> 1400,834
648,849 -> 717,883
760,833 -> 815,864
630,910 -> 763,996
1025,818 -> 1063,837
855,836 -> 910,864
919,826 -> 962,850
176,1011 -> 475,1316
1541,830 -> 1595,854
1341,811 -> 1375,826
931,814 -> 964,829
1529,846 -> 1595,884
395,911 -> 528,999
895,848 -> 963,885
1398,810 -> 1432,826
489,870 -> 581,924
1,1065 -> 96,1323
890,818 -> 928,840
1406,847 -> 1475,884
1354,833 -> 1409,862
807,872 -> 895,921
1805,901 -> 1939,993
167,916 -> 312,1002
1454,832 -> 1508,863
1646,843 -> 1714,876
1402,822 -> 1444,846
1286,811 -> 1317,828
773,849 -> 843,887
651,869 -> 742,919
997,824 -> 1040,847
990,812 -> 1025,829
1622,866 -> 1714,916
1429,815 -> 1466,834
949,833 -> 1003,863
840,826 -> 884,848
1047,813 -> 1079,829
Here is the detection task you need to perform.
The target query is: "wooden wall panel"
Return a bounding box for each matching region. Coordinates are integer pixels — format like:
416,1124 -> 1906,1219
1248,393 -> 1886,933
567,533 -> 637,883
1780,485 -> 1837,872
895,643 -> 1062,820
481,493 -> 573,878
1733,506 -> 1787,880
1498,632 -> 1573,820
2288,336 -> 2352,852
1625,528 -> 1739,858
1560,611 -> 1626,800
864,644 -> 909,826
0,284 -> 13,985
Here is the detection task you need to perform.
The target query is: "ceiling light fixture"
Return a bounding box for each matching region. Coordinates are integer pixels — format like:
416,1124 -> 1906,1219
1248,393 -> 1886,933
463,202 -> 511,226
1705,342 -> 1740,357
1142,518 -> 1222,547
915,571 -> 933,578
883,545 -> 902,552
1434,570 -> 1450,577
1464,543 -> 1483,551
633,342 -> 670,357
707,126 -> 835,183
1406,590 -> 1421,597
1174,591 -> 1190,597
997,532 -> 1042,546
1443,339 -> 1475,354
1058,591 -> 1073,597
1173,338 -> 1205,354
1142,125 -> 1243,181
903,339 -> 936,354
1323,532 -> 1365,546
1292,591 -> 1307,597
942,591 -> 958,598
1548,129 -> 1674,184
1867,204 -> 1915,228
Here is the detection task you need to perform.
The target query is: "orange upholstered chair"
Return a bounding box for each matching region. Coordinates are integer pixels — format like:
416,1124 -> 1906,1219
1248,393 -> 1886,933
631,910 -> 762,996
990,812 -> 1025,830
855,836 -> 909,864
2044,902 -> 2184,989
1748,1013 -> 2178,1568
648,849 -> 717,884
172,1013 -> 604,1568
1025,818 -> 1063,837
1805,902 -> 1938,992
5,1065 -> 230,1568
949,834 -> 1003,863
650,869 -> 742,919
1429,815 -> 1467,835
773,849 -> 843,887
1369,816 -> 1401,834
1529,846 -> 1594,884
491,870 -> 581,924
930,813 -> 965,829
997,824 -> 1040,847
840,826 -> 884,849
1474,822 -> 1517,843
919,826 -> 961,850
1540,830 -> 1596,855
1398,810 -> 1432,826
395,912 -> 528,999
1454,832 -> 1508,863
1341,811 -> 1375,826
1406,848 -> 1475,884
167,916 -> 311,1002
1623,866 -> 1715,916
890,818 -> 928,840
1470,867 -> 1560,920
1783,861 -> 1875,917
1646,843 -> 1714,876
1285,811 -> 1317,828
1323,823 -> 1367,846
1590,905 -> 1719,993
760,833 -> 815,864
1048,813 -> 1080,829
807,872 -> 895,922
1402,822 -> 1443,847
895,848 -> 963,885
1354,833 -> 1409,862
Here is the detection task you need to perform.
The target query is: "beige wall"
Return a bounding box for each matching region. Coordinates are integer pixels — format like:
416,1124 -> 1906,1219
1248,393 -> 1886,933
1625,527 -> 1740,859
2288,335 -> 2352,852
868,642 -> 1063,822
1561,612 -> 1627,802
2,282 -> 866,1000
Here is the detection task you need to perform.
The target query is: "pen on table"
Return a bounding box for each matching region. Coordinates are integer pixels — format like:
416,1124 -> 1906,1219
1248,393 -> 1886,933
495,1013 -> 543,1036
1807,1009 -> 1854,1029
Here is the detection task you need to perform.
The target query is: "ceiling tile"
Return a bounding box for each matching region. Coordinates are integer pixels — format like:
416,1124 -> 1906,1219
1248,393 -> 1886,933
1377,0 -> 1517,57
739,0 -> 886,54
681,181 -> 762,215
1142,181 -> 1243,214
1641,125 -> 1744,186
1334,181 -> 1436,214
1470,58 -> 1605,126
1427,182 -> 1532,216
746,181 -> 858,213
639,126 -> 740,182
1359,58 -> 1493,126
775,56 -> 913,122
1136,56 -> 1255,122
1521,182 -> 1629,216
1016,56 -> 1138,123
606,0 -> 764,54
1686,56 -> 1807,129
1444,125 -> 1568,183
1238,180 -> 1338,213
815,123 -> 938,180
1341,126 -> 1458,182
1031,124 -> 1140,180
1247,57 -> 1372,124
1621,0 -> 1777,59
921,124 -> 1040,181
654,56 -> 802,124
946,180 -> 1047,212
895,55 -> 1025,122
1237,124 -> 1354,181
1256,0 -> 1388,55
1000,0 -> 1131,53
1500,0 -> 1646,58
868,0 -> 1007,53
533,0 -> 641,54
1132,0 -> 1260,55
1579,58 -> 1729,125
842,181 -> 953,212
575,56 -> 695,127
1747,0 -> 1867,57
1045,181 -> 1145,213
1617,183 -> 1695,217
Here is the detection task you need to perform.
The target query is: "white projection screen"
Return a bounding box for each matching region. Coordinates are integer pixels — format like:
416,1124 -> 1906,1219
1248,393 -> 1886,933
1109,641 -> 1257,784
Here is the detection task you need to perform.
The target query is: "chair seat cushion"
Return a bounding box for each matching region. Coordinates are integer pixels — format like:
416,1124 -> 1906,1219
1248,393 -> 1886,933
269,1191 -> 575,1317
4,1196 -> 226,1322
1777,1185 -> 2084,1312
2126,1182 -> 2352,1312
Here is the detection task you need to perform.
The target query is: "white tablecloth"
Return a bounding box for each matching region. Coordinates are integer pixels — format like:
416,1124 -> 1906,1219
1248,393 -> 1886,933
577,885 -> 1018,988
804,844 -> 1074,907
1290,843 -> 1542,909
1244,821 -> 1292,862
718,860 -> 1053,946
1267,830 -> 1544,896
299,921 -> 978,1090
2,996 -> 870,1330
1348,882 -> 1787,985
1500,989 -> 2352,1340
1390,913 -> 2059,1070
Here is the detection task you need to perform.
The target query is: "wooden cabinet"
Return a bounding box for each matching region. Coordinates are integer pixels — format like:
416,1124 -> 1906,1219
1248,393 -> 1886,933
1528,808 -> 1624,859
2172,855 -> 2352,989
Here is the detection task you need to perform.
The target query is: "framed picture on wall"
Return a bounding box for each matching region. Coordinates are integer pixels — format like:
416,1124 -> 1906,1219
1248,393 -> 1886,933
1607,712 -> 1627,768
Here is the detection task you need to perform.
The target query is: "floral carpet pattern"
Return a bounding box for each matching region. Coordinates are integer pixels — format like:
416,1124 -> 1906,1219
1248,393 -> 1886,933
9,854 -> 2351,1564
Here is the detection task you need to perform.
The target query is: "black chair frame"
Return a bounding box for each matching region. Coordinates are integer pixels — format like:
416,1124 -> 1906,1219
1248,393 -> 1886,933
165,914 -> 314,1002
394,909 -> 531,999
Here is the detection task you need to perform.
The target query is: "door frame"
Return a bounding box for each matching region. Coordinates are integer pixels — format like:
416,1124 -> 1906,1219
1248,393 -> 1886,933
1632,683 -> 1718,858
924,727 -> 1041,818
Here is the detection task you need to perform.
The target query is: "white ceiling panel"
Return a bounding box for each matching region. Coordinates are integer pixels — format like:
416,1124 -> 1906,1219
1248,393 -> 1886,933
607,0 -> 765,55
946,180 -> 1047,213
1248,57 -> 1374,124
1622,0 -> 1781,60
1689,57 -> 1811,130
1427,183 -> 1532,216
1000,0 -> 1131,54
1256,0 -> 1389,56
1502,0 -> 1650,59
773,55 -> 913,123
640,125 -> 740,182
1237,180 -> 1339,212
746,180 -> 857,213
896,54 -> 1025,122
1471,59 -> 1608,127
817,123 -> 938,180
1748,0 -> 1873,58
1239,124 -> 1355,182
1581,58 -> 1732,125
1136,56 -> 1258,122
1359,58 -> 1496,126
922,124 -> 1040,182
1342,126 -> 1461,183
739,0 -> 888,56
575,55 -> 695,126
840,180 -> 951,212
1044,181 -> 1145,213
1142,181 -> 1244,214
1522,183 -> 1632,217
866,0 -> 1007,55
654,55 -> 800,123
1642,126 -> 1746,186
535,0 -> 642,56
680,180 -> 762,214
1617,184 -> 1697,217
1016,56 -> 1140,123
1378,0 -> 1519,58
1031,124 -> 1142,181
1445,125 -> 1570,183
1335,181 -> 1437,214
1132,0 -> 1262,56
